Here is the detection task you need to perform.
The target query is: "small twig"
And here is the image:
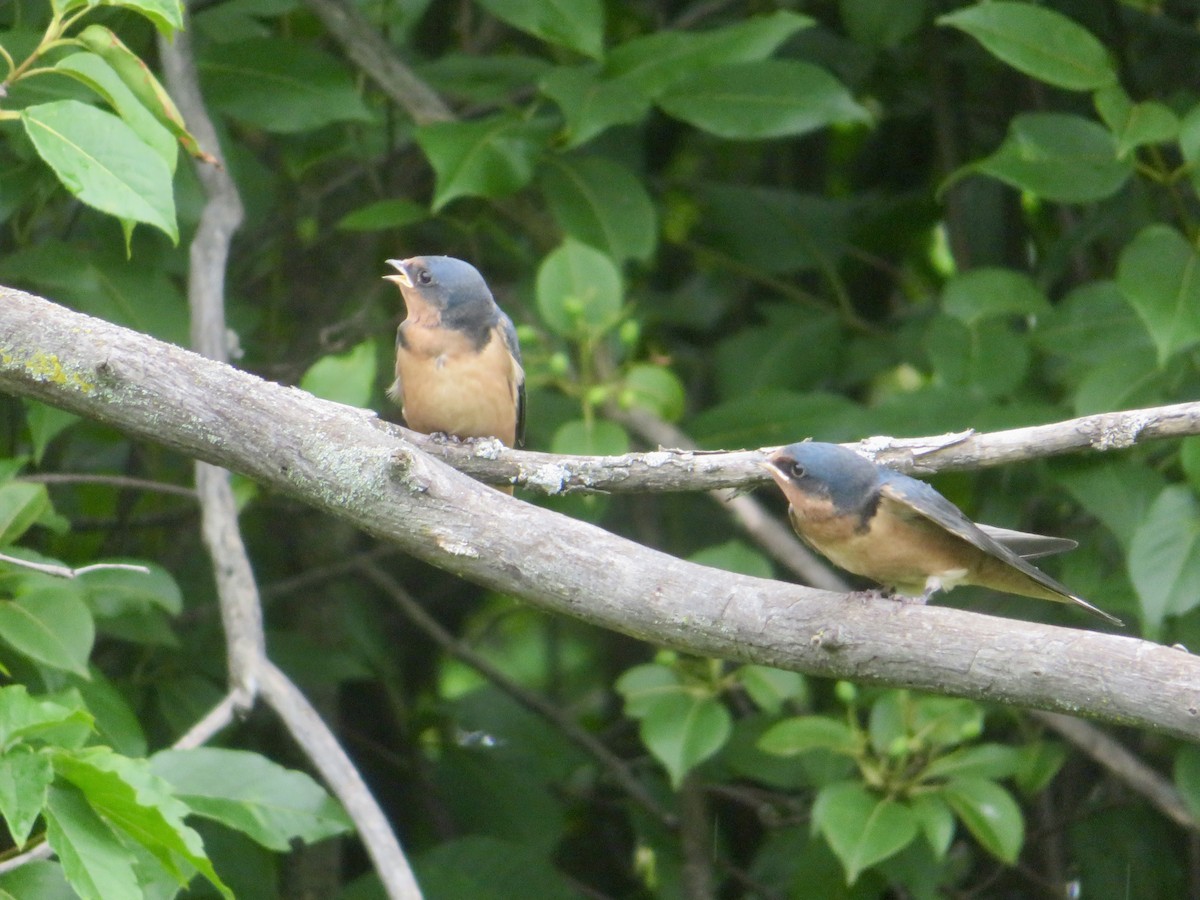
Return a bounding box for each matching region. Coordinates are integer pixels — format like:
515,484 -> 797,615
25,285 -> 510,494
20,473 -> 198,499
360,561 -> 679,829
0,553 -> 150,579
1031,711 -> 1199,831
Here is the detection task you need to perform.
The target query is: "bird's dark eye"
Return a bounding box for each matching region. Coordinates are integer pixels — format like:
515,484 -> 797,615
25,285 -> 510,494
416,269 -> 433,285
785,461 -> 806,480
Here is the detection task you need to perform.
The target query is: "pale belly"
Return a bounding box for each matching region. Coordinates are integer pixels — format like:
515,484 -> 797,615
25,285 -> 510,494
395,344 -> 517,445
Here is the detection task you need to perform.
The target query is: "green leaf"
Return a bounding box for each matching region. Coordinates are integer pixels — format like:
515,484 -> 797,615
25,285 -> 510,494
475,0 -> 604,59
0,685 -> 92,750
78,562 -> 182,619
968,112 -> 1132,203
549,419 -> 629,457
0,860 -> 74,900
1183,437 -> 1200,495
540,156 -> 657,262
910,793 -> 955,859
734,666 -> 807,714
924,316 -> 1030,399
56,0 -> 184,35
910,695 -> 984,747
841,0 -> 926,47
53,53 -> 177,172
638,692 -> 732,787
44,784 -> 140,900
758,716 -> 857,757
1116,224 -> 1200,366
150,747 -> 351,851
0,577 -> 94,676
925,744 -> 1021,781
21,100 -> 178,243
335,199 -> 427,232
1093,85 -> 1178,158
535,238 -> 623,336
299,340 -> 378,408
812,782 -> 918,883
1173,745 -> 1200,822
620,364 -> 686,422
658,60 -> 867,140
1128,485 -> 1200,635
417,113 -> 552,209
200,38 -> 373,133
941,268 -> 1050,325
1180,101 -> 1200,197
687,390 -> 866,449
689,540 -> 772,579
941,777 -> 1024,863
1015,740 -> 1067,795
53,747 -> 231,897
1053,457 -> 1166,551
0,748 -> 53,845
1031,280 -> 1153,368
614,663 -> 683,719
22,401 -> 78,465
938,2 -> 1116,90
539,65 -> 650,147
415,835 -> 579,900
0,481 -> 50,547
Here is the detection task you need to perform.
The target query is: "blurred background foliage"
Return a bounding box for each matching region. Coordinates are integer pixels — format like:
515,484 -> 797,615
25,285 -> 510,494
4,0 -> 1200,896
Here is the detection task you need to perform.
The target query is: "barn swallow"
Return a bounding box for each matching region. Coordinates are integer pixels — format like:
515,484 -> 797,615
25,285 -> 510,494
384,256 -> 525,486
762,442 -> 1122,626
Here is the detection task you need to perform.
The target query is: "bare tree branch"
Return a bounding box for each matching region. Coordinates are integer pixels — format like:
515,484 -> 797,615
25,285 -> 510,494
406,402 -> 1200,494
3,288 -> 1200,743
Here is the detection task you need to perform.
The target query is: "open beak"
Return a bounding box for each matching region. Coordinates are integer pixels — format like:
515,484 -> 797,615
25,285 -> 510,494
383,258 -> 413,288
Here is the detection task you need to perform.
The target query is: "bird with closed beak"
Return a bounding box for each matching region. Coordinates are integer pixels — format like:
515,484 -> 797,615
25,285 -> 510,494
762,441 -> 1121,626
384,256 -> 525,488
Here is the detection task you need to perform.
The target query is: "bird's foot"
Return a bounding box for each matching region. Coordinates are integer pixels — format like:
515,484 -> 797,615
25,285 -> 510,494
429,432 -> 462,445
848,587 -> 891,602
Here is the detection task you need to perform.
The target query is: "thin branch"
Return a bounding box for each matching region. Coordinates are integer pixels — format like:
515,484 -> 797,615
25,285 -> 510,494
360,561 -> 679,829
304,0 -> 454,125
1031,711 -> 1199,831
0,553 -> 149,578
3,289 -> 1199,743
402,402 -> 1200,493
20,472 -> 198,499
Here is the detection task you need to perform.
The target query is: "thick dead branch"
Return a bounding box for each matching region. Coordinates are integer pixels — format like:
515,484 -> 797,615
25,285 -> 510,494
2,289 -> 1200,742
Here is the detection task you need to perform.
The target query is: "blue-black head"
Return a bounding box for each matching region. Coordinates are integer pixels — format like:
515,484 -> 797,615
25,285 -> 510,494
385,256 -> 498,329
764,442 -> 881,514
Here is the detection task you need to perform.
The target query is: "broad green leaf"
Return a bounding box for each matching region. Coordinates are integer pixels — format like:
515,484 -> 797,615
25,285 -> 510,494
78,562 -> 182,618
941,777 -> 1024,863
658,60 -> 867,140
941,268 -> 1050,325
0,481 -> 50,546
0,860 -> 74,900
1093,85 -> 1178,158
200,38 -> 372,133
53,53 -> 177,171
758,716 -> 857,756
1030,280 -> 1152,367
0,685 -> 92,750
910,793 -> 955,859
969,112 -> 1132,203
924,316 -> 1030,399
841,0 -> 926,47
417,113 -> 552,209
1070,347 -> 1162,416
1180,101 -> 1200,196
419,53 -> 553,105
299,340 -> 378,408
1015,740 -> 1068,795
53,747 -> 231,897
690,540 -> 772,579
1128,486 -> 1200,635
22,401 -> 78,465
539,65 -> 649,147
56,0 -> 184,34
867,691 -> 906,756
638,692 -> 732,787
910,695 -> 984,747
1173,745 -> 1200,821
712,304 -> 843,397
925,744 -> 1021,781
620,364 -> 686,422
475,0 -> 604,59
540,156 -> 657,262
0,749 -> 52,845
21,100 -> 177,242
76,26 -> 198,157
535,239 -> 623,336
549,419 -> 629,457
734,666 -> 807,714
1183,436 -> 1200,495
614,663 -> 683,719
415,835 -> 579,900
335,199 -> 426,232
688,390 -> 866,449
939,2 -> 1116,90
0,577 -> 94,676
150,747 -> 350,851
812,782 -> 918,883
1116,224 -> 1200,366
44,784 -> 140,900
1053,457 -> 1167,550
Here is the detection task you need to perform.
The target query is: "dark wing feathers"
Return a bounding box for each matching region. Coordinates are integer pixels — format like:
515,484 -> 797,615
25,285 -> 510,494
498,313 -> 526,448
